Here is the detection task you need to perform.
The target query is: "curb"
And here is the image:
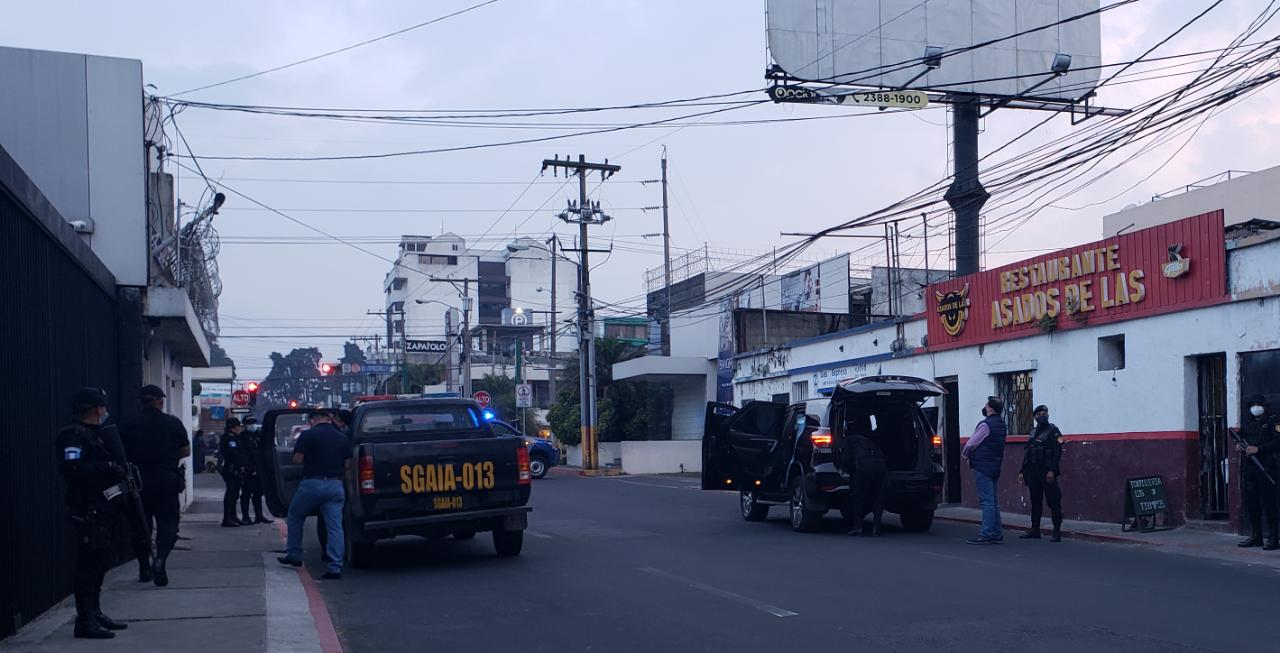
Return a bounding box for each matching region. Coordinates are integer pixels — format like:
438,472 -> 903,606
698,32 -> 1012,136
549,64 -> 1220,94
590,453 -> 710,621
934,514 -> 1149,546
273,521 -> 345,653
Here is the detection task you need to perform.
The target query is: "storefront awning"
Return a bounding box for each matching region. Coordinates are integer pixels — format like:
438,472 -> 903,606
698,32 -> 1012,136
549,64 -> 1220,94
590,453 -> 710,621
614,356 -> 712,383
144,286 -> 211,367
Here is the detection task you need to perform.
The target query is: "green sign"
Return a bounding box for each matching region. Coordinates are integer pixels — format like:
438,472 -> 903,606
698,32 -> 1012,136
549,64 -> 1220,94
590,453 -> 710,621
1123,475 -> 1171,532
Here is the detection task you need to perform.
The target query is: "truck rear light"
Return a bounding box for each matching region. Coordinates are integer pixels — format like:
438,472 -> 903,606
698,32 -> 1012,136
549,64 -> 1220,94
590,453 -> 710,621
810,428 -> 833,453
517,446 -> 531,485
359,449 -> 375,494
931,434 -> 943,454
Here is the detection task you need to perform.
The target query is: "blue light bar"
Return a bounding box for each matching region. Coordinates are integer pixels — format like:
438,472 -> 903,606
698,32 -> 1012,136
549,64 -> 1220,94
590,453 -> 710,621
482,410 -> 496,421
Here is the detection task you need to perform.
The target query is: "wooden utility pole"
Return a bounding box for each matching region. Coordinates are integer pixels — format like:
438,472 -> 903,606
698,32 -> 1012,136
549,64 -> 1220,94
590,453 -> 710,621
540,155 -> 620,471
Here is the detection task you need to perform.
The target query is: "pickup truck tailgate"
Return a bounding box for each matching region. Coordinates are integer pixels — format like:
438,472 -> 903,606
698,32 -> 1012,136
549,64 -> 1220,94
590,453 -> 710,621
362,437 -> 525,515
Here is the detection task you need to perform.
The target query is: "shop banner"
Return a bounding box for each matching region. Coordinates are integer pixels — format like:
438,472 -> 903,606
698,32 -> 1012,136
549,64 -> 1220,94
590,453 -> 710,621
926,211 -> 1227,350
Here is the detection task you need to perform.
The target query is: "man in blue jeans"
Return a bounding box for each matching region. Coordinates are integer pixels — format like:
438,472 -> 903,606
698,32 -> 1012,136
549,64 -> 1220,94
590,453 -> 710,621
278,409 -> 352,579
961,397 -> 1008,545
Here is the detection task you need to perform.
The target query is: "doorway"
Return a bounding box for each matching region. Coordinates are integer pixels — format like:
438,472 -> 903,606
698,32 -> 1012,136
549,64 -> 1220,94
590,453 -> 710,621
938,377 -> 962,503
1195,354 -> 1228,519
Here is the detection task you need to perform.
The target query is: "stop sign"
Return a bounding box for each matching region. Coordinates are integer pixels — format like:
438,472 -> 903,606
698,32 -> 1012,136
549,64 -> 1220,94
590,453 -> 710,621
473,391 -> 492,409
231,390 -> 250,407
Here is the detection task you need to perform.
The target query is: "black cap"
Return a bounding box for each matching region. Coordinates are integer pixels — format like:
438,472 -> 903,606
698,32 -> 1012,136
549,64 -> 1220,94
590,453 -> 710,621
1033,405 -> 1049,415
306,408 -> 331,421
72,387 -> 108,413
1247,395 -> 1269,407
139,384 -> 166,401
336,409 -> 353,425
225,417 -> 242,429
243,416 -> 259,425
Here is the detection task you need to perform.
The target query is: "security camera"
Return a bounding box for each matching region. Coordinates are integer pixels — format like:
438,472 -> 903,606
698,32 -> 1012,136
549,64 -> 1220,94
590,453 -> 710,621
69,219 -> 94,234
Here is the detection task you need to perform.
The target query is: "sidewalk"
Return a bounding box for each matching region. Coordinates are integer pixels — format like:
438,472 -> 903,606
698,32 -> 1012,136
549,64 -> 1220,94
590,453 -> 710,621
1,476 -> 342,653
936,505 -> 1280,570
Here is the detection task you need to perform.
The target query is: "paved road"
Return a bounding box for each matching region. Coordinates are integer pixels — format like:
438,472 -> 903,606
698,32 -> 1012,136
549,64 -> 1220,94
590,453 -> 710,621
309,471 -> 1280,652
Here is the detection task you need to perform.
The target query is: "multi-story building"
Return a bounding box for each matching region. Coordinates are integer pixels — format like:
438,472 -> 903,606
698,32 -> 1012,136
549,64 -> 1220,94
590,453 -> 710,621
383,234 -> 578,408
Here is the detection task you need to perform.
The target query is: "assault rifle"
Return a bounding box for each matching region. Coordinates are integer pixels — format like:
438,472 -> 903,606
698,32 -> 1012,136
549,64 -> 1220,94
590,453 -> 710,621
1232,429 -> 1277,486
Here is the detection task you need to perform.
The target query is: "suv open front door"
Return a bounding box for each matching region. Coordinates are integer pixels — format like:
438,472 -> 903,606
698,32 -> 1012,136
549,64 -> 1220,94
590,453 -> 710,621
702,401 -> 788,491
260,409 -> 313,518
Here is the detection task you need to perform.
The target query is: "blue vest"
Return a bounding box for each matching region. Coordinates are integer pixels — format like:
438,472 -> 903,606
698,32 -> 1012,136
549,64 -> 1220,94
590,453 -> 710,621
970,415 -> 1008,479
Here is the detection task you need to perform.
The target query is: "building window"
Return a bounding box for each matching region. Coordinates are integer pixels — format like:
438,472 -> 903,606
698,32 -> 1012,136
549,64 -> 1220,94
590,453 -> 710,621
389,301 -> 404,313
791,381 -> 809,402
994,371 -> 1034,435
392,320 -> 404,334
391,278 -> 407,291
418,254 -> 458,266
452,244 -> 460,251
1098,334 -> 1126,371
772,392 -> 790,404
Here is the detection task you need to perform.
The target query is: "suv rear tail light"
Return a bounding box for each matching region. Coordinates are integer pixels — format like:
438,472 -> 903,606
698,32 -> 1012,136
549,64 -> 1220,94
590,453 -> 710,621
931,434 -> 943,452
517,446 -> 532,485
810,428 -> 834,453
359,448 -> 375,494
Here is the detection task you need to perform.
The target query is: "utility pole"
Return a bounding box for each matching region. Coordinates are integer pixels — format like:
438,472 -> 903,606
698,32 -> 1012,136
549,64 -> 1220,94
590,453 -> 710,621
541,154 -> 620,472
546,234 -> 559,403
661,148 -> 673,356
427,277 -> 478,398
367,308 -> 405,391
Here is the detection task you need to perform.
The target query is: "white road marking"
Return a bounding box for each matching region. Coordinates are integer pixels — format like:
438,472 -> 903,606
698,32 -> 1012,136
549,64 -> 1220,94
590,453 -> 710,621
526,529 -> 553,539
263,553 -> 323,653
639,566 -> 798,618
609,478 -> 697,490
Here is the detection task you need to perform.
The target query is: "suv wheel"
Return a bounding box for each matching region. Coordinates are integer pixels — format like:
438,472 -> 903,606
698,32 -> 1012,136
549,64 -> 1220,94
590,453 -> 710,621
900,510 -> 935,533
493,529 -> 524,557
740,490 -> 769,521
789,478 -> 822,533
529,455 -> 548,479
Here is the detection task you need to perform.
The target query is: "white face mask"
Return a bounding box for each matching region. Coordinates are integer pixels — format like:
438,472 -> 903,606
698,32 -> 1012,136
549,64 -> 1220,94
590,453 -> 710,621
1251,406 -> 1265,417
99,409 -> 110,424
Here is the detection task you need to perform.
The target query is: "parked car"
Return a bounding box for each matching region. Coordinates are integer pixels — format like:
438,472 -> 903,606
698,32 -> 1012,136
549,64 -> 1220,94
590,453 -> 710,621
702,375 -> 945,532
491,420 -> 559,479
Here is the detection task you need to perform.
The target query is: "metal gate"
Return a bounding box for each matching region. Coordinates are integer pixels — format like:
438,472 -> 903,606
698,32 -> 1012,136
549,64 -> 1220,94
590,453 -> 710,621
1196,354 -> 1229,519
995,371 -> 1035,435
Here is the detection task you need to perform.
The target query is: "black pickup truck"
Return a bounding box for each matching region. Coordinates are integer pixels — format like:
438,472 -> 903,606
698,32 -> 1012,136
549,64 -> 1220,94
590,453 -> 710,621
261,398 -> 532,567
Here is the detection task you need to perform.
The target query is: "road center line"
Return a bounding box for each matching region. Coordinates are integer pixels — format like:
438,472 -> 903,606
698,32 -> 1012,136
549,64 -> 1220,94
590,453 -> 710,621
609,479 -> 695,490
639,566 -> 798,618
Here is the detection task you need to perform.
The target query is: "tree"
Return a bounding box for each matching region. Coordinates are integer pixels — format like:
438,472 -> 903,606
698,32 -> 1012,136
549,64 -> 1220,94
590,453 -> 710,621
340,341 -> 367,365
474,374 -> 518,422
262,347 -> 324,407
545,338 -> 670,444
386,363 -> 445,394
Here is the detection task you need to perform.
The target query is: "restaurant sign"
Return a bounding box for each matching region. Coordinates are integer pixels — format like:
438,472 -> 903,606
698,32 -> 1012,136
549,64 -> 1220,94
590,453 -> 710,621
926,211 -> 1227,349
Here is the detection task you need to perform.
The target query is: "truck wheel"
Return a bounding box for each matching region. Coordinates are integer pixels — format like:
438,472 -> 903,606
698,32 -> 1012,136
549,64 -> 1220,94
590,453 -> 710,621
740,490 -> 770,521
789,478 -> 822,533
529,455 -> 548,479
493,529 -> 524,557
900,510 -> 935,533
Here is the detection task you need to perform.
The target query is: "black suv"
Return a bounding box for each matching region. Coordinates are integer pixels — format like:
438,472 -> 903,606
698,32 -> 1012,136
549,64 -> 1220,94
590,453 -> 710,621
702,375 -> 945,533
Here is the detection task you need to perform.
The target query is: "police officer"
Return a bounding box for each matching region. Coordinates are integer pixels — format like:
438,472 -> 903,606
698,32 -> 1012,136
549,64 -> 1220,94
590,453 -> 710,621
843,432 -> 888,537
56,388 -> 131,639
239,417 -> 273,525
1019,404 -> 1065,542
220,418 -> 248,527
1238,395 -> 1280,550
120,385 -> 190,587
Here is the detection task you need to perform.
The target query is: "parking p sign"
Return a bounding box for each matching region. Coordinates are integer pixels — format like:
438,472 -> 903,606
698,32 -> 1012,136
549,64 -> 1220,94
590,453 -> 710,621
516,384 -> 533,408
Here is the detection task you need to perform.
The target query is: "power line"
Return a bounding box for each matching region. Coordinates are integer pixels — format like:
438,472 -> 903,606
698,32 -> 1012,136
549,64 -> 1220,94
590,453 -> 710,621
171,0 -> 504,96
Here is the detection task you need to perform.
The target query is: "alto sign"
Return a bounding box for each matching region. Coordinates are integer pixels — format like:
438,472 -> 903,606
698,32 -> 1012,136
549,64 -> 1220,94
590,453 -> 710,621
405,339 -> 449,354
925,212 -> 1228,350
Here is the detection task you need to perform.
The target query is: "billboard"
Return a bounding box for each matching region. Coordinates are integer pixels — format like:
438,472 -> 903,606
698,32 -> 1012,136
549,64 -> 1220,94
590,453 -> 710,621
767,0 -> 1103,101
925,212 -> 1227,350
781,254 -> 851,313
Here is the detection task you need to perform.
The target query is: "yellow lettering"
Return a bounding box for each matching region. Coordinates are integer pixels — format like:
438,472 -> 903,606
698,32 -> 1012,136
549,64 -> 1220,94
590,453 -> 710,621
1064,284 -> 1079,312
1033,291 -> 1048,320
426,464 -> 438,493
1020,294 -> 1036,324
1018,267 -> 1029,291
1000,299 -> 1013,328
1059,257 -> 1071,280
1129,270 -> 1146,303
1081,251 -> 1096,276
1079,280 -> 1094,312
1115,272 -> 1131,305
415,465 -> 428,494
1000,272 -> 1014,294
1046,288 -> 1061,317
400,466 -> 412,494
1107,245 -> 1121,271
1100,275 -> 1115,309
991,300 -> 1003,329
443,465 -> 457,491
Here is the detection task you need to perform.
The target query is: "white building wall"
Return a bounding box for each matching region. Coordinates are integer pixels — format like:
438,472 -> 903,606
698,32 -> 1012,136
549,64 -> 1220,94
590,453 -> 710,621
505,245 -> 577,353
0,47 -> 146,286
1102,166 -> 1280,236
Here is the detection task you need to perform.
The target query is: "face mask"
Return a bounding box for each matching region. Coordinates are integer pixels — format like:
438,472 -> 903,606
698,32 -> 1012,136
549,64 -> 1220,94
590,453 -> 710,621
100,410 -> 110,425
980,408 -> 988,419
1035,415 -> 1048,426
1251,406 -> 1265,417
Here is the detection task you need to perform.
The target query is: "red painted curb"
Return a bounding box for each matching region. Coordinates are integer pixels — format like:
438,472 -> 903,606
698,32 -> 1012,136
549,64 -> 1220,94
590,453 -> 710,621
273,521 -> 345,653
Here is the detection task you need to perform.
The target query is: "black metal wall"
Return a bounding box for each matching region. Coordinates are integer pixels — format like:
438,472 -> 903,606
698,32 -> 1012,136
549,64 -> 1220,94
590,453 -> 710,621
0,149 -> 129,638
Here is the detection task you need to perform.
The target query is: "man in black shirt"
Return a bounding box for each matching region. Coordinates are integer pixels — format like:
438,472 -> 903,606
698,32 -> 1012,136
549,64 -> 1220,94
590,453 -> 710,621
278,409 -> 352,579
120,385 -> 191,586
1019,404 -> 1065,542
219,418 -> 247,527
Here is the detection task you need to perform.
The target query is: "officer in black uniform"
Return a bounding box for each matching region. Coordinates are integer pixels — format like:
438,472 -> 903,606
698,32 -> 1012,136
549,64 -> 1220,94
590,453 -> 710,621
1019,404 -> 1065,542
843,432 -> 888,536
239,417 -> 273,525
56,388 -> 131,639
120,385 -> 191,586
220,418 -> 248,527
1238,395 -> 1280,550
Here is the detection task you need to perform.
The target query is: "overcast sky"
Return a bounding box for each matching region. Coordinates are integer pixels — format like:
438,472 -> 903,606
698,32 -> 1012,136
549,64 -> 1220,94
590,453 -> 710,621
4,1 -> 1279,378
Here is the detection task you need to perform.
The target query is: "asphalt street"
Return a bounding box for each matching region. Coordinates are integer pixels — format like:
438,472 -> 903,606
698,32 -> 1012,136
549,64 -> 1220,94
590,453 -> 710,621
303,471 -> 1280,653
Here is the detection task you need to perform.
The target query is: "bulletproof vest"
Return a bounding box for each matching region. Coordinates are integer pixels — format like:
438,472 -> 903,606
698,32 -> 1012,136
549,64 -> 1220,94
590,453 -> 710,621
1024,426 -> 1053,466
